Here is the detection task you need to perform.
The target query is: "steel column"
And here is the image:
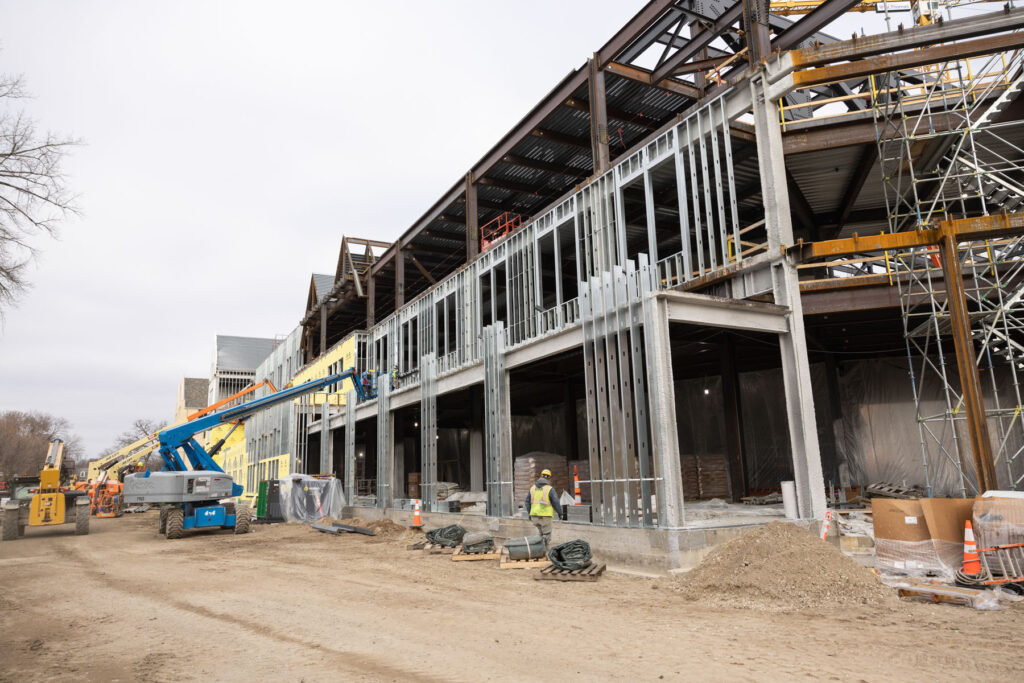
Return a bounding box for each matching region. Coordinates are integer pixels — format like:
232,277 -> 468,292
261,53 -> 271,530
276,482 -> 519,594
320,401 -> 331,475
466,172 -> 479,260
939,222 -> 998,491
395,241 -> 405,309
588,55 -> 610,175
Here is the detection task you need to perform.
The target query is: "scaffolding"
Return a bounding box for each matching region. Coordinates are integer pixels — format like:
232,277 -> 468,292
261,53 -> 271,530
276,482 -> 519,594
875,42 -> 1024,494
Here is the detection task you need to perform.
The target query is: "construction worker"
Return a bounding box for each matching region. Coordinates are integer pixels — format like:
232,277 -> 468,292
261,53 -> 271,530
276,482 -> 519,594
526,468 -> 562,545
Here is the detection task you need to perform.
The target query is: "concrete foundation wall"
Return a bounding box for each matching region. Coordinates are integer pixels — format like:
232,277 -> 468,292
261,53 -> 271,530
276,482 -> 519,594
341,505 -> 811,573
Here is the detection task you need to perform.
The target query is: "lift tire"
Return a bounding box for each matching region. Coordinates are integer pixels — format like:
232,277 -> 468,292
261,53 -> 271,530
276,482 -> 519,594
158,508 -> 168,534
234,505 -> 251,535
1,508 -> 18,541
165,509 -> 184,540
75,507 -> 90,536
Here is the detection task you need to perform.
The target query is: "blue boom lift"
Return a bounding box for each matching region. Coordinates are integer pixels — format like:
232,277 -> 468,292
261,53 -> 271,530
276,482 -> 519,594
123,367 -> 371,539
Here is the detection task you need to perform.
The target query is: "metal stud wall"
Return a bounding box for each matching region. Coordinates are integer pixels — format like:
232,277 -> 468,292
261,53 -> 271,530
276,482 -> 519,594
375,380 -> 392,508
580,259 -> 658,527
345,389 -> 356,504
419,352 -> 438,511
483,322 -> 513,517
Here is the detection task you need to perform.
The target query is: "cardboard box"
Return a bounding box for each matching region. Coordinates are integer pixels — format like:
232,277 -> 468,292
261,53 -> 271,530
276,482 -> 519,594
973,495 -> 1024,548
407,483 -> 421,499
872,498 -> 973,577
407,472 -> 422,484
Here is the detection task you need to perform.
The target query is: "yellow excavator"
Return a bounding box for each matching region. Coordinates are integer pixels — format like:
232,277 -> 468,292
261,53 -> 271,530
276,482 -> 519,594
1,440 -> 89,540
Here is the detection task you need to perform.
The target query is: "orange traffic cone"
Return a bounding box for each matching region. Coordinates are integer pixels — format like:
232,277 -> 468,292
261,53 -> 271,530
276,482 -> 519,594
962,520 -> 981,576
573,466 -> 582,506
411,499 -> 423,528
819,509 -> 833,540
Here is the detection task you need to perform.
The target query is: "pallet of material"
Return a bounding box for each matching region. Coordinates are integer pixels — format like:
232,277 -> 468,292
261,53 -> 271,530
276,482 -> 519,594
452,547 -> 502,562
423,543 -> 457,555
498,556 -> 549,569
534,562 -> 607,582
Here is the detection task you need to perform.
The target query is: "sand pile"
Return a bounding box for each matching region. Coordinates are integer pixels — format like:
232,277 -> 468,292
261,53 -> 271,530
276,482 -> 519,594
674,521 -> 896,611
336,517 -> 413,539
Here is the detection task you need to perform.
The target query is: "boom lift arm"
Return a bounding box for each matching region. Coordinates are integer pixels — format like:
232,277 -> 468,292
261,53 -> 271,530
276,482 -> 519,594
153,367 -> 369,496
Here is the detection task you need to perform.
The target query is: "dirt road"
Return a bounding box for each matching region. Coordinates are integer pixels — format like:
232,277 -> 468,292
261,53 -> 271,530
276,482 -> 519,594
1,514 -> 1022,682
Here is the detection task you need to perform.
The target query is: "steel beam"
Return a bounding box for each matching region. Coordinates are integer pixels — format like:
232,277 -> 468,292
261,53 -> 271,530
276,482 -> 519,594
662,290 -> 790,332
409,254 -> 436,284
531,127 -> 591,151
792,30 -> 1024,90
501,153 -> 588,178
603,62 -> 701,99
651,1 -> 742,85
772,0 -> 862,52
786,6 -> 1024,71
834,145 -> 878,233
366,272 -> 375,327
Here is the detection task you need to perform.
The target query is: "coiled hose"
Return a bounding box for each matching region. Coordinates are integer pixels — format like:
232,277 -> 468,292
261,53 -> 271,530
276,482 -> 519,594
548,539 -> 592,570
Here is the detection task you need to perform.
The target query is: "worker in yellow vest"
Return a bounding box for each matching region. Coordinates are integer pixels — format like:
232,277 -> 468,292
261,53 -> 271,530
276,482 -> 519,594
526,468 -> 562,545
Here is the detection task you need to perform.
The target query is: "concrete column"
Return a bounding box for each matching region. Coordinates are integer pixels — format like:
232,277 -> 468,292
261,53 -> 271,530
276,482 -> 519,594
752,73 -> 826,519
587,55 -> 610,175
643,294 -> 684,527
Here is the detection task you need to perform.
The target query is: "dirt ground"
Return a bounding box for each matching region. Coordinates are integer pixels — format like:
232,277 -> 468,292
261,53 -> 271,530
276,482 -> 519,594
2,514 -> 1023,682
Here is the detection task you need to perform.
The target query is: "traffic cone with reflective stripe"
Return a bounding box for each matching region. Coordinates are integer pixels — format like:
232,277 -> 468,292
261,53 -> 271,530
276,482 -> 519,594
962,520 -> 981,576
573,466 -> 582,505
820,509 -> 833,540
412,499 -> 423,528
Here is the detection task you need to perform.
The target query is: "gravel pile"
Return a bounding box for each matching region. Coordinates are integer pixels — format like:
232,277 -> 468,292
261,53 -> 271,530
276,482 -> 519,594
674,521 -> 896,611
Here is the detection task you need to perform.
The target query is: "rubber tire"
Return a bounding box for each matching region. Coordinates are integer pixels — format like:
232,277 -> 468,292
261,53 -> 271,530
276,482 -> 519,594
165,508 -> 184,540
1,508 -> 18,541
234,505 -> 251,535
158,508 -> 168,534
75,506 -> 90,536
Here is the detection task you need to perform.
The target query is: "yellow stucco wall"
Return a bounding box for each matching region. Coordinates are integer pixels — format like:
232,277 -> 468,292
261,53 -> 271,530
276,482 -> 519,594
291,336 -> 358,407
211,422 -> 249,495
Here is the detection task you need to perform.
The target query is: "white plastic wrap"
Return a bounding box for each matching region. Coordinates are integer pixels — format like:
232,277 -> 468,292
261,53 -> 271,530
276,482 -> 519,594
277,475 -> 345,523
874,538 -> 962,581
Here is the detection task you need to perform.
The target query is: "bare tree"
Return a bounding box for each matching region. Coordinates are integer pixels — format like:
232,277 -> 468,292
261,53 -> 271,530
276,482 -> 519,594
0,410 -> 83,478
97,417 -> 165,472
0,72 -> 78,309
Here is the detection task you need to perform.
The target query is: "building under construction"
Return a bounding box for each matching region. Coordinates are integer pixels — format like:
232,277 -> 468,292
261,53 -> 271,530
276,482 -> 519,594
223,1 -> 1024,567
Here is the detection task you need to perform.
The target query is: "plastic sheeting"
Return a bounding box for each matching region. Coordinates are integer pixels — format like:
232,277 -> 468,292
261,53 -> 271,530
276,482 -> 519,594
277,475 -> 345,523
836,359 -> 1024,496
674,357 -> 1024,498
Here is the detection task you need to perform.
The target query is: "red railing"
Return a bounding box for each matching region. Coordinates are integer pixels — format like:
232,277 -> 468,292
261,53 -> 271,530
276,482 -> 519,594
480,212 -> 522,251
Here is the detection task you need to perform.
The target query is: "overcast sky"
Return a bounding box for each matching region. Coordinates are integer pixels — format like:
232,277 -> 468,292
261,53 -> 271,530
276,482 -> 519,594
0,2 -> 938,459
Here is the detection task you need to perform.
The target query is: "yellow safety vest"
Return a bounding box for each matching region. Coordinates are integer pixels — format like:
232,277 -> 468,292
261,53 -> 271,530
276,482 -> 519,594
530,484 -> 554,517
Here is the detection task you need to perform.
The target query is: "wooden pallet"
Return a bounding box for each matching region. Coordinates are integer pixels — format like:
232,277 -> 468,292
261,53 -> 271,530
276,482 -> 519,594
534,562 -> 606,582
423,542 -> 457,555
452,547 -> 501,562
498,556 -> 549,569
